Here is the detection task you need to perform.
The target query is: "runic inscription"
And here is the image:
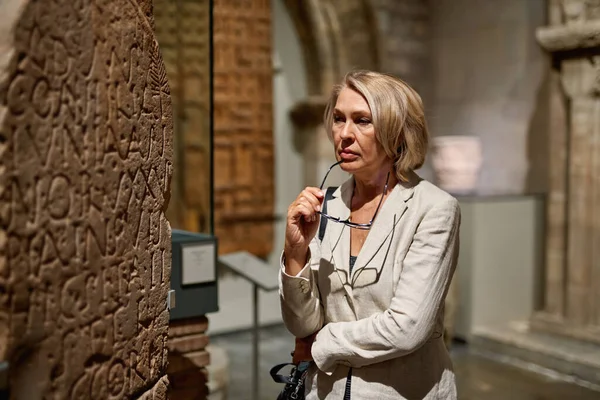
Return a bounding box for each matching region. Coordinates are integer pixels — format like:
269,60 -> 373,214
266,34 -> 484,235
0,0 -> 173,398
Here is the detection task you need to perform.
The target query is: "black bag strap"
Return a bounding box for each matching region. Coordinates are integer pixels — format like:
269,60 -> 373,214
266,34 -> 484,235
270,363 -> 295,384
318,186 -> 337,241
270,361 -> 312,384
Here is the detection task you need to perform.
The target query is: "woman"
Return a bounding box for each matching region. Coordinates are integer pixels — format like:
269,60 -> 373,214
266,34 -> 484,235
279,70 -> 460,399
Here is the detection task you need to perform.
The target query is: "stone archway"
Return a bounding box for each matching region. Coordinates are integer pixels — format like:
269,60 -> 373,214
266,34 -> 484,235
281,0 -> 382,188
283,0 -> 381,96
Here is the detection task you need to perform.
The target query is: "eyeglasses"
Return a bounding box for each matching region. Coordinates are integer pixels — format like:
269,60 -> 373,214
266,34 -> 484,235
325,214 -> 398,288
335,266 -> 383,289
317,161 -> 389,230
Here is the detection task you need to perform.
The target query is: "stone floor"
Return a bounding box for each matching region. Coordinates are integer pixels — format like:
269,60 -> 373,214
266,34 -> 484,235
211,324 -> 600,400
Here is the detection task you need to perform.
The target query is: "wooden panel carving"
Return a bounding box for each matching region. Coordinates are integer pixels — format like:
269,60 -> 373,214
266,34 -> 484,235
213,0 -> 274,257
154,0 -> 212,233
155,0 -> 274,257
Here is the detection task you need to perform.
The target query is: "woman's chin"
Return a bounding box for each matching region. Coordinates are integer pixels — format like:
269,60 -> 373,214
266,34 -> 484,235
338,159 -> 363,173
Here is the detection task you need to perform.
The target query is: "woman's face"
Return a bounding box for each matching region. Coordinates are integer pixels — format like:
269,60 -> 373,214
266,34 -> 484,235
332,87 -> 389,178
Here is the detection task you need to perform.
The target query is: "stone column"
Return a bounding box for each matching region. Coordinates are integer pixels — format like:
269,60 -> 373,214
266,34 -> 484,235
533,0 -> 600,344
0,0 -> 173,398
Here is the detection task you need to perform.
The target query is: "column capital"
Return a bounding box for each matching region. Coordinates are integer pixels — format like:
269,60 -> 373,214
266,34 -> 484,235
289,95 -> 329,129
536,20 -> 600,53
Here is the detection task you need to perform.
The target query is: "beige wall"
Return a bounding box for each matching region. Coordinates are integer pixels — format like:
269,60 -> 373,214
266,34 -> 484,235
456,196 -> 545,341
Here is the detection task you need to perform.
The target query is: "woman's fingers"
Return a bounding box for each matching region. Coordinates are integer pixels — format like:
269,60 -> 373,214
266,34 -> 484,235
296,196 -> 320,216
300,187 -> 325,210
295,202 -> 317,222
303,186 -> 325,198
285,188 -> 324,251
289,187 -> 324,221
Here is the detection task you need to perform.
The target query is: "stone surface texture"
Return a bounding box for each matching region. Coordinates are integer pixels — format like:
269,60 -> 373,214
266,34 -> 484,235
537,20 -> 600,52
537,0 -> 600,51
0,0 -> 173,398
167,316 -> 210,400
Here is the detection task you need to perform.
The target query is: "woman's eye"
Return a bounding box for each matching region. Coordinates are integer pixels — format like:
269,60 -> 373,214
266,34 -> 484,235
333,115 -> 344,123
357,118 -> 371,125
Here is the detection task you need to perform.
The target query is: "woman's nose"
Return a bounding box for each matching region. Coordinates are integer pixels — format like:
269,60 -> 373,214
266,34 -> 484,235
339,120 -> 354,139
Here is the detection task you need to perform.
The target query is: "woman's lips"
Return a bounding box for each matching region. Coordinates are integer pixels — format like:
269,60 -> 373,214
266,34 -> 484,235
339,149 -> 358,160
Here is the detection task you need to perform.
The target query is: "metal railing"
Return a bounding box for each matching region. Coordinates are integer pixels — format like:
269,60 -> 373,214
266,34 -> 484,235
218,251 -> 280,400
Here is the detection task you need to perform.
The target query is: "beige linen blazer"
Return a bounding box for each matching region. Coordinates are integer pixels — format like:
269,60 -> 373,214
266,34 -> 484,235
279,172 -> 460,399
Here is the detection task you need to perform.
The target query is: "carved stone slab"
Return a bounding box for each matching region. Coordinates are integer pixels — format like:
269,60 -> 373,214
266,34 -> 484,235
0,0 -> 173,397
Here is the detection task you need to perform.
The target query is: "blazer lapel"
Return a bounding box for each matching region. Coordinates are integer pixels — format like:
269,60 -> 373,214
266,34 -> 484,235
323,172 -> 420,296
352,174 -> 417,276
326,180 -> 353,298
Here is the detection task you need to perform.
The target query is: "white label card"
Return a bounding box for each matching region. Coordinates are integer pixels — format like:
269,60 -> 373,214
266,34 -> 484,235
181,242 -> 216,285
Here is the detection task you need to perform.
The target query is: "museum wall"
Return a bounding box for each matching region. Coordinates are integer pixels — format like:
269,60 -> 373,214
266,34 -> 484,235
375,0 -> 433,105
428,0 -> 549,195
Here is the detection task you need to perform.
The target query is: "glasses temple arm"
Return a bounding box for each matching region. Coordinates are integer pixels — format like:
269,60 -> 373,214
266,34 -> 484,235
319,160 -> 344,189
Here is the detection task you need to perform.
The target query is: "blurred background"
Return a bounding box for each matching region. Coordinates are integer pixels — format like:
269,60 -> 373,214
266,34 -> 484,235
156,0 -> 600,398
2,0 -> 600,399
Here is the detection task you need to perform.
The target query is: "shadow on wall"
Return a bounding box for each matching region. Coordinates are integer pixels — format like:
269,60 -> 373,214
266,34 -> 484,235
167,352 -> 208,400
524,65 -> 553,314
525,67 -> 552,195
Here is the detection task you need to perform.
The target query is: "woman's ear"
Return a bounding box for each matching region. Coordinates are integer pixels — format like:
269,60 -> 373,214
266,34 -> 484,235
396,145 -> 403,159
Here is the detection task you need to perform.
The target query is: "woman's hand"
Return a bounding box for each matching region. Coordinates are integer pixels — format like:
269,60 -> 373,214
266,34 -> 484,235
284,187 -> 324,271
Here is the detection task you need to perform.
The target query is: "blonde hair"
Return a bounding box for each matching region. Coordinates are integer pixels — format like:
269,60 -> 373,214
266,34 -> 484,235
324,70 -> 429,182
